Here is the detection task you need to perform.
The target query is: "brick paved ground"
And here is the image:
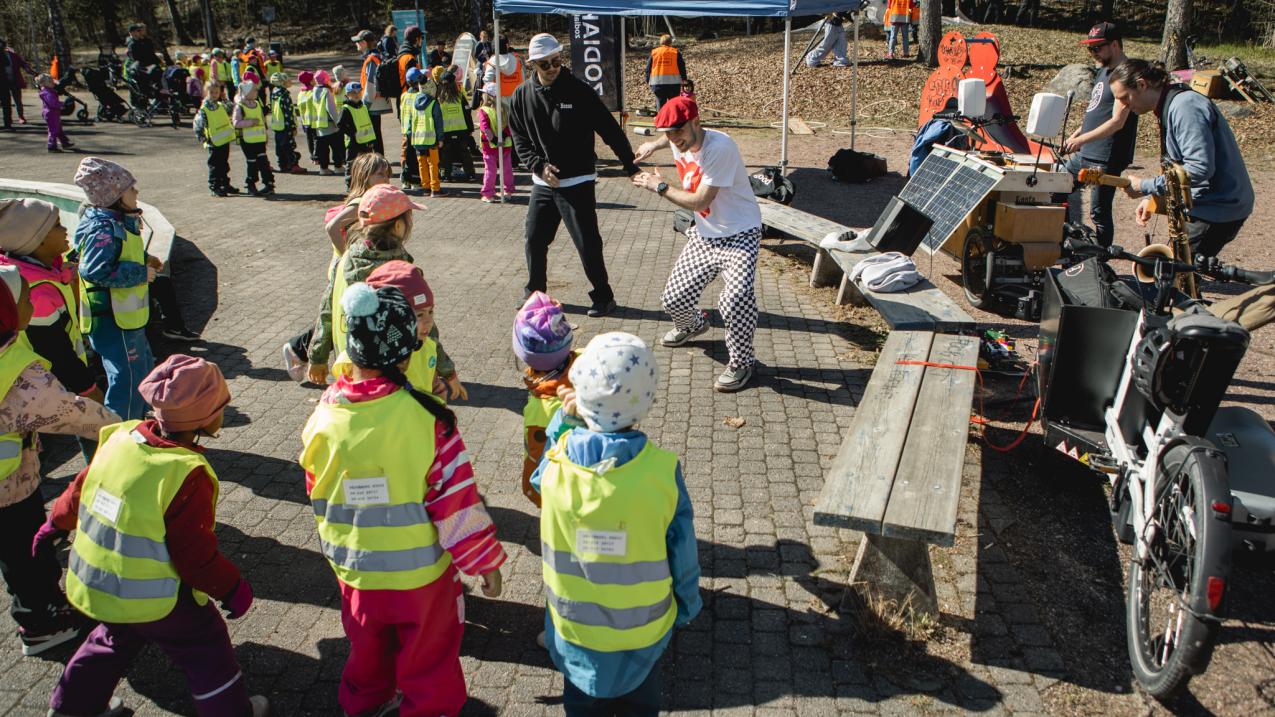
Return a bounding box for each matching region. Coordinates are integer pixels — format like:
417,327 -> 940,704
0,95 -> 1269,717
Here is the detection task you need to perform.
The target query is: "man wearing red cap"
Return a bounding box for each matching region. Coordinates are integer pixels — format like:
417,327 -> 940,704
633,96 -> 762,392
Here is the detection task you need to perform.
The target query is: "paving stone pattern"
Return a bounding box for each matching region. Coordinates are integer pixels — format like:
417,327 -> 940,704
0,119 -> 1075,716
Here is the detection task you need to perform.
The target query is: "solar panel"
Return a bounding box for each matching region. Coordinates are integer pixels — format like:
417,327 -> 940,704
899,152 -> 1001,255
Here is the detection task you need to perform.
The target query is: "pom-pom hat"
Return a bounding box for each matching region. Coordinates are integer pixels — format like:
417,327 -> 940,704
512,291 -> 573,372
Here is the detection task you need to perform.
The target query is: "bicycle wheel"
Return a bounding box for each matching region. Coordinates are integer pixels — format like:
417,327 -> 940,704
1126,438 -> 1232,699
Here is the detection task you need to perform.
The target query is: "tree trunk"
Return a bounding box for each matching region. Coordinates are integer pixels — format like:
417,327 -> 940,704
201,0 -> 221,47
99,0 -> 125,47
138,0 -> 175,64
164,0 -> 195,45
46,0 -> 72,61
1101,0 -> 1116,20
469,0 -> 482,35
917,0 -> 943,67
1162,0 -> 1192,70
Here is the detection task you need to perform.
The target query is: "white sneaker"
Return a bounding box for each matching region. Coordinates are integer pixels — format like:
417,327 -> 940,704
660,312 -> 710,347
714,364 -> 754,393
281,342 -> 306,383
250,695 -> 269,717
48,696 -> 126,717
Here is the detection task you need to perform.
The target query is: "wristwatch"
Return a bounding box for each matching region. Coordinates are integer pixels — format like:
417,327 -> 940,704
656,181 -> 669,196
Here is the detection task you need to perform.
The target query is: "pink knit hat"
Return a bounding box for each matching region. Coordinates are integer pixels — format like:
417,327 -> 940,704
315,70 -> 331,86
73,157 -> 136,207
298,70 -> 315,88
357,184 -> 425,226
512,291 -> 574,371
138,355 -> 231,432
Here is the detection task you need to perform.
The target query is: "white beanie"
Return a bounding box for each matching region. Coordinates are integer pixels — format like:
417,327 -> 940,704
527,33 -> 562,61
568,332 -> 658,433
481,82 -> 498,97
0,265 -> 21,304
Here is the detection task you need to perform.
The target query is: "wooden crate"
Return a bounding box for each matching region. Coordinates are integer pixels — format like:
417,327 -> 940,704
993,202 -> 1065,244
1191,70 -> 1227,99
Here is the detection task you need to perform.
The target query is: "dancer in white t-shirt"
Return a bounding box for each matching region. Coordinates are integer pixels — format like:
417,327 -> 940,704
633,96 -> 762,392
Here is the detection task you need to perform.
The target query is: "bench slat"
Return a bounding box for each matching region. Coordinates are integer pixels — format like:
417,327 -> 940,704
758,201 -> 857,241
882,333 -> 980,547
813,330 -> 935,531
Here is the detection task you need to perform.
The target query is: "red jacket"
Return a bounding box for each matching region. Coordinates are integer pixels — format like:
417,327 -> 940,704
50,419 -> 241,599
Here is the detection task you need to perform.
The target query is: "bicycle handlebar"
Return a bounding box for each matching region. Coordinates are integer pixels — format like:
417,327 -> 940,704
1067,240 -> 1274,286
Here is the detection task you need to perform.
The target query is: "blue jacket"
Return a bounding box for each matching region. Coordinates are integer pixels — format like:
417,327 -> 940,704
531,411 -> 702,698
74,207 -> 148,289
1138,89 -> 1254,224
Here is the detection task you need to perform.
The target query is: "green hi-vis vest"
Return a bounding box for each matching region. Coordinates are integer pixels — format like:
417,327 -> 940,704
29,279 -> 86,363
300,389 -> 450,590
330,336 -> 439,398
311,87 -> 331,129
410,97 -> 438,147
399,89 -> 418,137
439,99 -> 467,133
66,421 -> 218,623
523,394 -> 562,460
200,101 -> 235,148
479,105 -> 512,148
0,337 -> 50,483
540,435 -> 680,652
269,93 -> 287,131
212,60 -> 231,84
331,252 -> 351,358
297,88 -> 314,126
345,102 -> 375,148
79,223 -> 149,332
238,101 -> 267,144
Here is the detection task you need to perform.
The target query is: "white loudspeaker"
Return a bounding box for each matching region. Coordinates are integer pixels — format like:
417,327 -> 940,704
957,78 -> 986,118
1026,92 -> 1067,137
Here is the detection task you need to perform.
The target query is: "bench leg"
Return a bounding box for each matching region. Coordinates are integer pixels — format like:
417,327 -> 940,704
849,533 -> 939,616
810,249 -> 844,288
835,274 -> 870,307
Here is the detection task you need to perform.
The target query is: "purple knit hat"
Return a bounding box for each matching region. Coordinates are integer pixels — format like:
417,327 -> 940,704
512,291 -> 574,371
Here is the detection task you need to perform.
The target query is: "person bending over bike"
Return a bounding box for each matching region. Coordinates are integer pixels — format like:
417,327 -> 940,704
1109,58 -> 1254,259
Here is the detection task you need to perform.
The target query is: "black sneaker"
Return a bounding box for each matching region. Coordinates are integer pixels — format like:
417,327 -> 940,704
160,326 -> 202,342
210,187 -> 228,197
586,299 -> 618,318
18,608 -> 89,657
246,183 -> 261,196
261,184 -> 275,196
224,185 -> 241,194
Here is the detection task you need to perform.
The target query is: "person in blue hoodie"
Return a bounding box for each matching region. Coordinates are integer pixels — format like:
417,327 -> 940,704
531,331 -> 701,716
72,158 -> 160,420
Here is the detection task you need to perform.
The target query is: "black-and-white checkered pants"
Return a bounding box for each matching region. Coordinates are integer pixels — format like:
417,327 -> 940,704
662,224 -> 761,370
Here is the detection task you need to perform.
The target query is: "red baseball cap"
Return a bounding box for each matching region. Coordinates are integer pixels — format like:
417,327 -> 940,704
366,260 -> 433,309
1080,22 -> 1121,44
654,96 -> 699,131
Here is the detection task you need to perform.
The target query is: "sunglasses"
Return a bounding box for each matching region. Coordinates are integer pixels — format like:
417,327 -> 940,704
535,57 -> 563,70
1086,42 -> 1109,53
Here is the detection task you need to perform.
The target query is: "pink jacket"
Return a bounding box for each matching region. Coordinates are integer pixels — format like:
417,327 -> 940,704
0,254 -> 75,328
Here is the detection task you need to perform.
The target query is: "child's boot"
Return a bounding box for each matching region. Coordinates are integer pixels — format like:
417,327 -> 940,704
210,185 -> 228,197
246,182 -> 260,196
262,184 -> 276,196
224,184 -> 241,194
48,696 -> 127,717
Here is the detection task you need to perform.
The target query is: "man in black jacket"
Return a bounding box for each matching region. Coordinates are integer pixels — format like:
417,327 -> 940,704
508,33 -> 639,317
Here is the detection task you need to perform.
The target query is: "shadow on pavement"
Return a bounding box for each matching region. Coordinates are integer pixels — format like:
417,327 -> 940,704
203,447 -> 309,505
461,381 -> 527,413
216,524 -> 337,610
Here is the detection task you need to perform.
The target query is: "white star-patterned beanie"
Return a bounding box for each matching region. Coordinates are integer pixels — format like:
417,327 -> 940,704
568,332 -> 658,433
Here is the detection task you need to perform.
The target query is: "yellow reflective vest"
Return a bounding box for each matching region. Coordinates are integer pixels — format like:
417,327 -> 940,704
344,102 -> 375,148
238,101 -> 267,144
478,106 -> 512,148
439,99 -> 467,134
29,279 -> 86,363
79,222 -> 149,332
330,252 -> 351,358
0,337 -> 50,484
540,434 -> 680,651
269,93 -> 287,131
399,89 -> 418,137
297,88 -> 314,127
331,336 -> 439,398
200,101 -> 235,148
311,87 -> 332,129
65,421 -> 217,623
300,388 -> 450,590
410,96 -> 438,147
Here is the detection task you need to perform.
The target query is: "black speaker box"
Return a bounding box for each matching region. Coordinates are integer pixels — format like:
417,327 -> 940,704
865,196 -> 933,256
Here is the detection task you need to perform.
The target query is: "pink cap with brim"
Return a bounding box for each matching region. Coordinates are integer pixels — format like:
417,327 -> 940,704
358,184 -> 426,226
138,355 -> 231,433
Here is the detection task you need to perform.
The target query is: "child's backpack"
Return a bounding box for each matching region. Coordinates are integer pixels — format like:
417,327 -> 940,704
375,56 -> 402,100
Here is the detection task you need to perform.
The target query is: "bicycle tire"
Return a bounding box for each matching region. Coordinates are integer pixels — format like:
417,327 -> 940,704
1126,438 -> 1232,699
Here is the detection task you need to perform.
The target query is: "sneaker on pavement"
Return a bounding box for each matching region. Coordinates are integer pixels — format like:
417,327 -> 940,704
48,696 -> 126,717
19,622 -> 83,656
281,342 -> 306,383
661,314 -> 710,347
480,196 -> 495,203
714,364 -> 754,393
224,185 -> 241,194
586,299 -> 617,318
250,695 -> 269,717
160,326 -> 202,342
319,168 -> 335,176
536,630 -> 546,649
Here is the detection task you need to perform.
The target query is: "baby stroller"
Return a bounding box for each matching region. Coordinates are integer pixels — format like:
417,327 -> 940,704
162,65 -> 193,113
83,67 -> 130,123
55,73 -> 92,125
124,63 -> 183,128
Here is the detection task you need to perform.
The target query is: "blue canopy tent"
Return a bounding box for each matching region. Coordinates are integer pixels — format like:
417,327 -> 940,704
489,0 -> 857,183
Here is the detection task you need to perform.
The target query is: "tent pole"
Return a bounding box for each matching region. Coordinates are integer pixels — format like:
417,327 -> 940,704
781,15 -> 791,173
494,11 -> 504,204
619,15 -> 627,129
851,12 -> 860,150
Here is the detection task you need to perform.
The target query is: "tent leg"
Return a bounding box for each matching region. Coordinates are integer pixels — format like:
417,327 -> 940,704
494,12 -> 504,204
851,14 -> 860,151
781,16 -> 791,174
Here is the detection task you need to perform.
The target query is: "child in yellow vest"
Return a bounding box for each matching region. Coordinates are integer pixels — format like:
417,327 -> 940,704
300,282 -> 505,717
529,331 -> 701,714
512,291 -> 575,507
38,355 -> 267,716
338,81 -> 375,191
0,263 -> 118,657
232,80 -> 275,195
193,80 -> 238,196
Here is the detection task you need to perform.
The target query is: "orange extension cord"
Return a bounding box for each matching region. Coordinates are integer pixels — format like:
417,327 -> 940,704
895,359 -> 1041,453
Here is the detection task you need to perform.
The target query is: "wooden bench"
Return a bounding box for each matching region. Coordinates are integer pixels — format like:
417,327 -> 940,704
0,178 -> 175,273
758,201 -> 974,331
759,199 -> 980,616
813,330 -> 979,614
